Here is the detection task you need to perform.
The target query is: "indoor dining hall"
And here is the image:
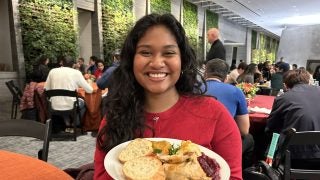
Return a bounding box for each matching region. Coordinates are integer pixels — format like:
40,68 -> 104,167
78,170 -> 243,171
1,0 -> 320,179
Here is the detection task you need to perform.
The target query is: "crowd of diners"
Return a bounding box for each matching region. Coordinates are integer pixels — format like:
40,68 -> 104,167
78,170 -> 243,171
22,13 -> 320,180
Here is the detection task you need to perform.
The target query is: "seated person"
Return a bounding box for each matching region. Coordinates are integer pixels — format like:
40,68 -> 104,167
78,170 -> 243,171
86,56 -> 98,74
270,62 -> 290,95
96,49 -> 120,90
45,56 -> 93,130
204,59 -> 254,169
94,59 -> 106,80
31,55 -> 49,83
226,62 -> 247,85
266,69 -> 320,169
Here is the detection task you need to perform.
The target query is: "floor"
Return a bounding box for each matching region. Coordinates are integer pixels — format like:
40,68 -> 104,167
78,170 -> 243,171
0,96 -> 97,170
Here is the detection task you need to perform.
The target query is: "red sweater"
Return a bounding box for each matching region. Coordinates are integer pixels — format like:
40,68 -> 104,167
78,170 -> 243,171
94,96 -> 242,180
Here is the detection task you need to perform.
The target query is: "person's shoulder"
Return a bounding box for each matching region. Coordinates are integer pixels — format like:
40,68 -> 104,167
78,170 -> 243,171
183,95 -> 222,109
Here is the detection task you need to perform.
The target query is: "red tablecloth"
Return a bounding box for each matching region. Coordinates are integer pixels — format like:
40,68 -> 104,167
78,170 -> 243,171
0,150 -> 72,180
249,95 -> 275,123
248,95 -> 275,136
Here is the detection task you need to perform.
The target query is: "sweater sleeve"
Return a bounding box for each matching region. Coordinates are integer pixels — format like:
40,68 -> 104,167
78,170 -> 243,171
211,101 -> 243,180
93,119 -> 113,180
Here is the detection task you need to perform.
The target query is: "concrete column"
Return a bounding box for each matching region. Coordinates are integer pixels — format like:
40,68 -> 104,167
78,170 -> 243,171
9,0 -> 26,87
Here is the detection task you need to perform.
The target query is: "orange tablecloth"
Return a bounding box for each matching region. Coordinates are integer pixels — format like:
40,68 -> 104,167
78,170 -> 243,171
78,83 -> 108,131
35,82 -> 107,131
0,150 -> 72,180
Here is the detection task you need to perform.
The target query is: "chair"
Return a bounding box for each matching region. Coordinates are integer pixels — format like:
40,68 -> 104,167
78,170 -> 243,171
284,131 -> 320,180
0,119 -> 52,161
44,89 -> 82,141
5,80 -> 23,119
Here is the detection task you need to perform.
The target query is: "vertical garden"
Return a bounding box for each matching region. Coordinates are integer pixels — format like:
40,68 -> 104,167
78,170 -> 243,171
150,0 -> 171,14
19,0 -> 77,78
101,0 -> 134,64
251,30 -> 279,63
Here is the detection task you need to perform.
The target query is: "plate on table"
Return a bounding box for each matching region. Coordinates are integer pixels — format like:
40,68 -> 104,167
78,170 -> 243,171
104,138 -> 230,180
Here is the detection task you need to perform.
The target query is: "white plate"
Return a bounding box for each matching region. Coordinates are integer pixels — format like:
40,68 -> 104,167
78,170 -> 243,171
104,138 -> 230,180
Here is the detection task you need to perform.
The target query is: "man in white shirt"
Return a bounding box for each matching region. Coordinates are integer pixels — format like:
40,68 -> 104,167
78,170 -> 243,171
45,56 -> 93,129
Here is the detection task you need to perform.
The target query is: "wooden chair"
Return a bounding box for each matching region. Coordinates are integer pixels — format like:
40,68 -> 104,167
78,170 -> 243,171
0,119 -> 52,161
44,89 -> 82,141
5,80 -> 23,119
284,131 -> 320,180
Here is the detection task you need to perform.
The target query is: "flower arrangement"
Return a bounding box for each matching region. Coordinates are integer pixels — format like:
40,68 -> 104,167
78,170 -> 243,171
236,82 -> 259,99
84,74 -> 96,82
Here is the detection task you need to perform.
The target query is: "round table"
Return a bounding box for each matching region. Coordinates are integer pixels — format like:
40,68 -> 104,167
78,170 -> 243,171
0,150 -> 72,180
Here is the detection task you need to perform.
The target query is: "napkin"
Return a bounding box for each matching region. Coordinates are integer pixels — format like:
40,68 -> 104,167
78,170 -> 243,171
249,106 -> 271,114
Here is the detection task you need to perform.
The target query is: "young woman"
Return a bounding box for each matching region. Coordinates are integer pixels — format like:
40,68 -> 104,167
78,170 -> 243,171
94,14 -> 242,180
31,55 -> 49,82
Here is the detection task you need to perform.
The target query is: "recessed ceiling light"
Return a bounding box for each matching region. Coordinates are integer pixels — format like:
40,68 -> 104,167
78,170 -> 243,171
292,5 -> 296,8
248,1 -> 251,3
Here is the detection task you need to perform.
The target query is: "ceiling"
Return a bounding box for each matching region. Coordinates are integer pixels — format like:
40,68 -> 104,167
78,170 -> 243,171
191,0 -> 320,38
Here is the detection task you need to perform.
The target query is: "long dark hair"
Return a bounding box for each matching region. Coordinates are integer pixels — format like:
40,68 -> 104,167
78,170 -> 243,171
97,13 -> 206,152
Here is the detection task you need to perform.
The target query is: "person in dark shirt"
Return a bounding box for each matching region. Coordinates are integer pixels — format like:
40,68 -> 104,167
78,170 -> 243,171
31,55 -> 49,82
97,49 -> 120,90
266,69 -> 320,169
206,28 -> 226,63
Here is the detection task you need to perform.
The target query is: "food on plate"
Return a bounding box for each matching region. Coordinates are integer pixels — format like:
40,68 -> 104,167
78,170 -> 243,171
152,140 -> 172,155
118,138 -> 153,163
122,156 -> 165,180
163,154 -> 211,180
118,139 -> 221,180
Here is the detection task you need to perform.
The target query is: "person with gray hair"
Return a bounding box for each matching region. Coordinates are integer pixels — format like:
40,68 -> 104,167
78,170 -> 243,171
204,58 -> 254,169
206,28 -> 226,63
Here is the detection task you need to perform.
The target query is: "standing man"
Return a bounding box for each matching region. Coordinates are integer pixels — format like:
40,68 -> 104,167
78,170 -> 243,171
206,28 -> 226,63
204,59 -> 254,169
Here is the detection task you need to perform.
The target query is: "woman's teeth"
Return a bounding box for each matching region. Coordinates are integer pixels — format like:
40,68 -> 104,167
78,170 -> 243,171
149,73 -> 166,78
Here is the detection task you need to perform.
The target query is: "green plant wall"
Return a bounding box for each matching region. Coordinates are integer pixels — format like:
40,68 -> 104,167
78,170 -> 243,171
206,10 -> 218,31
102,0 -> 134,64
251,32 -> 279,64
19,0 -> 77,78
150,0 -> 171,14
183,0 -> 198,52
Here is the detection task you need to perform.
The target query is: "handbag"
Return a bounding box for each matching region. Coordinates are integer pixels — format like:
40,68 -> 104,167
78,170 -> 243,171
243,160 -> 283,180
243,128 -> 296,180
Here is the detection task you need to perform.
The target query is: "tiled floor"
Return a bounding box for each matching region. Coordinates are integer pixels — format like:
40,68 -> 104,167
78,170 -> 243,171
0,96 -> 97,170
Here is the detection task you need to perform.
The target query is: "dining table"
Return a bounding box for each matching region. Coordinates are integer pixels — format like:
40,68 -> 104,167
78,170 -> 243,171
248,95 -> 275,160
0,150 -> 72,180
78,82 -> 108,131
34,82 -> 107,131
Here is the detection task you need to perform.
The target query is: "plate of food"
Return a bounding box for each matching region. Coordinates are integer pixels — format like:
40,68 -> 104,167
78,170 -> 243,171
104,138 -> 230,180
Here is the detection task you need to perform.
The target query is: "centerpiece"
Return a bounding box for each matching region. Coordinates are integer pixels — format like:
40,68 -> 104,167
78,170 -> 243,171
236,82 -> 259,106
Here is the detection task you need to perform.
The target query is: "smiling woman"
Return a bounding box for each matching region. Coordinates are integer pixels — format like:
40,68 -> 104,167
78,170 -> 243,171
94,13 -> 242,180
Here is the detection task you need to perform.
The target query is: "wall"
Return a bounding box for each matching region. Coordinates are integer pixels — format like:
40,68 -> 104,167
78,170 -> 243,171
218,16 -> 248,65
134,0 -> 147,21
278,24 -> 320,69
78,9 -> 93,62
0,0 -> 13,71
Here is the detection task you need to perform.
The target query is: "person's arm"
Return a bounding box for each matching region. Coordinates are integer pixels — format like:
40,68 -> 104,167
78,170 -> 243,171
77,71 -> 93,93
94,119 -> 113,180
235,88 -> 250,135
265,97 -> 284,133
211,102 -> 242,180
96,67 -> 116,89
235,114 -> 250,136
